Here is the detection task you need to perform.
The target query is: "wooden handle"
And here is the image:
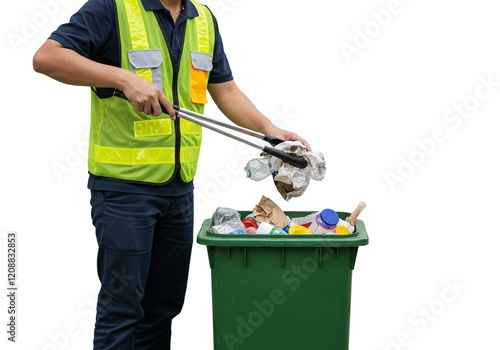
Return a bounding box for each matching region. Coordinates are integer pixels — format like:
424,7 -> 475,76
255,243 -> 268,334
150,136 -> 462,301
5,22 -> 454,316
345,201 -> 366,226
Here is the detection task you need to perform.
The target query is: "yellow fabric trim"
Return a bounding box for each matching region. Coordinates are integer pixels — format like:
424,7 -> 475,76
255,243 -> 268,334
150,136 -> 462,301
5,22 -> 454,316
95,103 -> 106,174
180,118 -> 202,135
91,143 -> 175,165
124,0 -> 153,82
90,144 -> 199,165
135,67 -> 154,83
123,0 -> 149,50
191,1 -> 210,54
134,119 -> 173,137
180,147 -> 200,163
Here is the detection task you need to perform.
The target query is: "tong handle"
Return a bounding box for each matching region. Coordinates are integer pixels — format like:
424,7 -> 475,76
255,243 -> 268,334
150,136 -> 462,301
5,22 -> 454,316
263,135 -> 285,146
263,146 -> 307,169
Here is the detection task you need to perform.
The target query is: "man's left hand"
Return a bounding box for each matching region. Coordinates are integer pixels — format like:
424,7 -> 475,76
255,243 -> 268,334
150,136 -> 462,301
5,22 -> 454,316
268,126 -> 312,152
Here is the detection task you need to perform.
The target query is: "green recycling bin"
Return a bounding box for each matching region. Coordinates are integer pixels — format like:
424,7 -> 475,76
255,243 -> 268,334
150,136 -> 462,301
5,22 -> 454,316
197,211 -> 368,350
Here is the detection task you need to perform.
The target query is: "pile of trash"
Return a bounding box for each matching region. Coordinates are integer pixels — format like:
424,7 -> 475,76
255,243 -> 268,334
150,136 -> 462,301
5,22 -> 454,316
210,196 -> 366,235
244,141 -> 326,201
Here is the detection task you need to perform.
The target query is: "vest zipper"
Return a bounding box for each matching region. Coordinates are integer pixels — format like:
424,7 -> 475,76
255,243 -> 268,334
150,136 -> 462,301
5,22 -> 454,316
156,12 -> 187,179
172,62 -> 182,172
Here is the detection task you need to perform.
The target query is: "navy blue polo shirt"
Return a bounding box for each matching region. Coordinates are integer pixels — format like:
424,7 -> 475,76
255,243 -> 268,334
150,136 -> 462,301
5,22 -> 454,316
49,0 -> 233,196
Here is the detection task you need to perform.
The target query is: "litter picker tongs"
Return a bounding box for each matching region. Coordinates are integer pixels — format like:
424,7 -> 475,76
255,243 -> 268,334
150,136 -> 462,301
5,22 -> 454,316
113,90 -> 308,169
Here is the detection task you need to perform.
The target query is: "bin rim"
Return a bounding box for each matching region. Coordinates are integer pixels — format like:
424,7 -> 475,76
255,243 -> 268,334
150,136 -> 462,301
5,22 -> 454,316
197,210 -> 369,248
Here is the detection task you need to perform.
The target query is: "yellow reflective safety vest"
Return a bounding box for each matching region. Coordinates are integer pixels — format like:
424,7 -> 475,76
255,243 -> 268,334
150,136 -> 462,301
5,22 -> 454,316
88,0 -> 215,184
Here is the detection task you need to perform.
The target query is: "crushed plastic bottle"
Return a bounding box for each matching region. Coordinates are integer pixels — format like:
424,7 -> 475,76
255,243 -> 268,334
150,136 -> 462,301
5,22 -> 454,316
211,207 -> 245,234
244,156 -> 275,181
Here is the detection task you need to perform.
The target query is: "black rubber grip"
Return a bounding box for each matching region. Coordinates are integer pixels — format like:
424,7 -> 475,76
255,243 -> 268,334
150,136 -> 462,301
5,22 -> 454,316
263,135 -> 285,146
263,146 -> 308,169
158,104 -> 179,117
113,89 -> 128,100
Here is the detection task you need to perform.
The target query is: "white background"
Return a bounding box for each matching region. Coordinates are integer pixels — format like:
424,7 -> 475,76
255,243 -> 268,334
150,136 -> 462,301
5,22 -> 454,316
2,0 -> 500,349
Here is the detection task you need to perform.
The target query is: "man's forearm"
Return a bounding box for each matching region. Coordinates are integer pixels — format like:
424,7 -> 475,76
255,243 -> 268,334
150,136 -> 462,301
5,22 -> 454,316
33,39 -> 176,118
33,39 -> 129,89
208,80 -> 312,151
208,80 -> 275,135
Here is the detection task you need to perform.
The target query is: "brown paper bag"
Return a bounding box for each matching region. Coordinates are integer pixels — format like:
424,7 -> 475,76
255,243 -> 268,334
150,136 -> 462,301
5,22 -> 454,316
252,196 -> 290,229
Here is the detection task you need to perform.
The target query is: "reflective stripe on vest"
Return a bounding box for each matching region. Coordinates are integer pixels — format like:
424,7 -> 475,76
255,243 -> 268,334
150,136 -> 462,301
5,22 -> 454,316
90,143 -> 200,165
123,0 -> 151,82
88,0 -> 214,184
192,1 -> 209,53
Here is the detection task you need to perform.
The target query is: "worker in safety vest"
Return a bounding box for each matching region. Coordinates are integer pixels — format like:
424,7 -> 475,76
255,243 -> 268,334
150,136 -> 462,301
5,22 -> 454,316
33,0 -> 310,349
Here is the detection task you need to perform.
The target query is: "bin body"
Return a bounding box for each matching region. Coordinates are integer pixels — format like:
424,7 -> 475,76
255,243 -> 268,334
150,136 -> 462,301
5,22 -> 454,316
197,211 -> 368,350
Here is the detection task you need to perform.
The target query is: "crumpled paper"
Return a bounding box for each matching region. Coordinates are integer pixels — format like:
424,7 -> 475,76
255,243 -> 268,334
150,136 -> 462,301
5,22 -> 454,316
269,141 -> 326,201
252,196 -> 290,229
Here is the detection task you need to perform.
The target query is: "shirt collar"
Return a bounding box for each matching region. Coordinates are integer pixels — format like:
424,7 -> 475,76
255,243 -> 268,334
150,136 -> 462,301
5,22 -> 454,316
141,0 -> 199,18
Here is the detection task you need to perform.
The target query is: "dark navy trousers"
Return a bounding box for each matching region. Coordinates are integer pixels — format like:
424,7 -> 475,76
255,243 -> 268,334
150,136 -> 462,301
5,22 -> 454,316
90,190 -> 194,350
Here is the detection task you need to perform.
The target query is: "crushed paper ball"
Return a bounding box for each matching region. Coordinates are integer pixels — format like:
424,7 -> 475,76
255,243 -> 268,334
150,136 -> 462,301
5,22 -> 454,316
268,141 -> 326,201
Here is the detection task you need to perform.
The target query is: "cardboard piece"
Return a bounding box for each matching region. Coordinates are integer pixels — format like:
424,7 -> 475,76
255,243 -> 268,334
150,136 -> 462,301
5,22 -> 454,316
252,196 -> 290,229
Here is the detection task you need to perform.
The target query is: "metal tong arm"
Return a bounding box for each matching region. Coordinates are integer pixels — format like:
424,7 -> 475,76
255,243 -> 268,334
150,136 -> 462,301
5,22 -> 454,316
175,109 -> 308,169
173,105 -> 285,147
112,90 -> 308,169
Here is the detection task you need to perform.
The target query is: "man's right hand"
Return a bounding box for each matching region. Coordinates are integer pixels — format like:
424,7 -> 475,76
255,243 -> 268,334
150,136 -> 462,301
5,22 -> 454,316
120,71 -> 176,120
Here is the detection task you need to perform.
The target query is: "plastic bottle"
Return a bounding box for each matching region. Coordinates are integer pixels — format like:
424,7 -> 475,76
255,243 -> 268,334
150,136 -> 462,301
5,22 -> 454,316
289,212 -> 319,228
242,214 -> 258,228
244,227 -> 257,234
308,209 -> 340,234
255,222 -> 286,235
230,229 -> 246,235
244,157 -> 274,181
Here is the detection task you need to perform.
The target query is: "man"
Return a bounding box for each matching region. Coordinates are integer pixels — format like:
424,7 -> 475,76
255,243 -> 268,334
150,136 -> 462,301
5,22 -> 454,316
33,0 -> 310,349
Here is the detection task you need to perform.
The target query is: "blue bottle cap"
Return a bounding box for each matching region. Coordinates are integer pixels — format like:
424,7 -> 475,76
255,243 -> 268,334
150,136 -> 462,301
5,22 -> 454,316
283,225 -> 290,233
320,209 -> 339,226
231,229 -> 246,235
244,167 -> 251,178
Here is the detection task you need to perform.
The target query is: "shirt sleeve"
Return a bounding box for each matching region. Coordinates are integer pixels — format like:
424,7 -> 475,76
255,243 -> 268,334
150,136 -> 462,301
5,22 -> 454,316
48,0 -> 119,66
206,8 -> 233,84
